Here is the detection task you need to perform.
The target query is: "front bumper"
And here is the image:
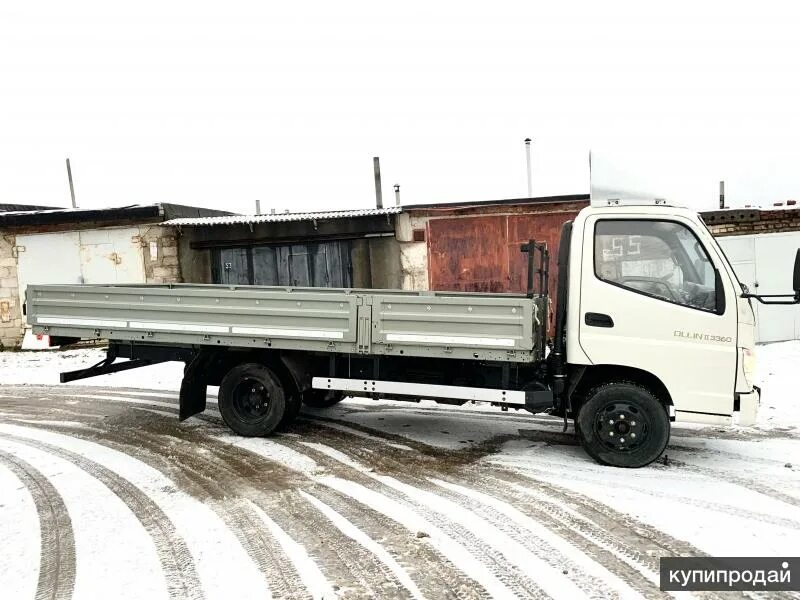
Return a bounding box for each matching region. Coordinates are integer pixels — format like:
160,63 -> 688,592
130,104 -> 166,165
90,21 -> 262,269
735,385 -> 760,426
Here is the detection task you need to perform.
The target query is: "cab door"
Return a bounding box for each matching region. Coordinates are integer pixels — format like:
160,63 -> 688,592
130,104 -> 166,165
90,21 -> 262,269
577,215 -> 738,421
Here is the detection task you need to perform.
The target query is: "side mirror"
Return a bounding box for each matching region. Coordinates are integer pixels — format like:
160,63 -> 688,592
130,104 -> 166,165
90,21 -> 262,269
794,249 -> 800,299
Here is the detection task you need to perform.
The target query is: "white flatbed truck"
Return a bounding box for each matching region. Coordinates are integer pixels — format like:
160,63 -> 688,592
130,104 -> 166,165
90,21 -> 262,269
26,201 -> 800,467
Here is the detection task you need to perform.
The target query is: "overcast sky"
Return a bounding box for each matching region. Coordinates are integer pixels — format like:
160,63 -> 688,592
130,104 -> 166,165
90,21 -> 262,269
1,1 -> 799,214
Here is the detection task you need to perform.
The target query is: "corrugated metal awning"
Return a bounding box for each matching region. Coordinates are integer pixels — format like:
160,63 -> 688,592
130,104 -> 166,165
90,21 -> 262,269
162,206 -> 402,227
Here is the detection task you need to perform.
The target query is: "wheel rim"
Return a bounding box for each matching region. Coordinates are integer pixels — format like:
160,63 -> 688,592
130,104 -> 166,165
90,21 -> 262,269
231,378 -> 271,423
593,401 -> 650,453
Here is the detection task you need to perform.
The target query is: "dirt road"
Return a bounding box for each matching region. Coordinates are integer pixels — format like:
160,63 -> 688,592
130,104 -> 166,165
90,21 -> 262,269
1,384 -> 799,599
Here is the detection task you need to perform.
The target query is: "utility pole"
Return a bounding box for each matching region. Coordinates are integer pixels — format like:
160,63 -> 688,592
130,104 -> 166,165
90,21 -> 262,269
66,158 -> 77,208
524,138 -> 532,197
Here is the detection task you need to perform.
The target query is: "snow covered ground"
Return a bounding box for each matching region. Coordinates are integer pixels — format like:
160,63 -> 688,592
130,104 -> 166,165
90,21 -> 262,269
1,343 -> 799,599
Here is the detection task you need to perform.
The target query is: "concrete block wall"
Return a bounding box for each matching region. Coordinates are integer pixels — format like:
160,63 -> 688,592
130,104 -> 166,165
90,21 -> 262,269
0,234 -> 22,350
139,225 -> 183,284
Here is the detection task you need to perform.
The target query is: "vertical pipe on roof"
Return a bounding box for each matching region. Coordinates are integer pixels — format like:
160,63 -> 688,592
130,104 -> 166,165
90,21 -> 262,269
66,158 -> 77,208
373,157 -> 383,209
524,138 -> 532,197
394,184 -> 401,206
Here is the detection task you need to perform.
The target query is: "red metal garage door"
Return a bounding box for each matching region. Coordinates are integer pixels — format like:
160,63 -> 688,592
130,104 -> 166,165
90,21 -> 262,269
427,211 -> 580,331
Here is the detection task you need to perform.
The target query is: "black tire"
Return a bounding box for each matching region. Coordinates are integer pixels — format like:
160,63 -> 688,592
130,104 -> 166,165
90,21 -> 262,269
218,363 -> 286,437
277,393 -> 302,430
576,382 -> 670,468
302,389 -> 344,409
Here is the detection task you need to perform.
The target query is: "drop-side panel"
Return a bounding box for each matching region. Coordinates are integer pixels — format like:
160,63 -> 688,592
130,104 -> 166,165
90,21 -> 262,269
28,284 -> 358,352
28,283 -> 543,362
370,293 -> 539,361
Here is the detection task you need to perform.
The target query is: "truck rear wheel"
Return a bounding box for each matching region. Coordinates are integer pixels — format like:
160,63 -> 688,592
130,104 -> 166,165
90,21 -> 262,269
218,363 -> 286,437
277,393 -> 302,430
576,382 -> 669,468
302,389 -> 344,408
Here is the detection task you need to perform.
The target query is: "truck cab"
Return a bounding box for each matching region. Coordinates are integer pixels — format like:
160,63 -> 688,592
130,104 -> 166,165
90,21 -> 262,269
558,201 -> 764,467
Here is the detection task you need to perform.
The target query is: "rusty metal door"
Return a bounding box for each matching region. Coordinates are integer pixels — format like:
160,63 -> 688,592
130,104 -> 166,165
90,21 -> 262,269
427,212 -> 579,335
428,213 -> 573,294
427,216 -> 510,292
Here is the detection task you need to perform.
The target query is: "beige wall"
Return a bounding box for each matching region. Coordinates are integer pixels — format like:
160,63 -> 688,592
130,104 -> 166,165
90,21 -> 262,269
139,225 -> 182,283
0,233 -> 22,350
395,212 -> 429,290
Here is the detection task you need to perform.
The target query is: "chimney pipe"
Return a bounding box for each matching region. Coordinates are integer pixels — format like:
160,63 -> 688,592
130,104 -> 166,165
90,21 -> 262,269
255,199 -> 261,215
719,181 -> 725,209
66,158 -> 77,208
524,138 -> 532,197
373,157 -> 383,209
270,208 -> 276,215
394,184 -> 401,206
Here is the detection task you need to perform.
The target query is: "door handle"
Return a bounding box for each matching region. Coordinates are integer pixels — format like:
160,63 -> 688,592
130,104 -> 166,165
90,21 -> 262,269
585,312 -> 614,328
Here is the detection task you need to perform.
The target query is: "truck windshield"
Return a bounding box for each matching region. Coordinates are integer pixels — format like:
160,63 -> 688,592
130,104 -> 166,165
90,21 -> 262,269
698,218 -> 746,293
595,219 -> 719,312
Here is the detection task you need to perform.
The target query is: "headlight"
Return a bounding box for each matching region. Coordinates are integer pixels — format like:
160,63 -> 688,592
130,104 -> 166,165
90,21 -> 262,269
742,347 -> 757,387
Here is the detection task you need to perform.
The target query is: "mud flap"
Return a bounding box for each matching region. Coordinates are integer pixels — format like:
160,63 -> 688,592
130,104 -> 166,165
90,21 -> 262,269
524,389 -> 554,413
179,351 -> 213,421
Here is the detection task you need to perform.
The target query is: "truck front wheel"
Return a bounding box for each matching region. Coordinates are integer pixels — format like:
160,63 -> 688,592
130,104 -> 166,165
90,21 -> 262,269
219,363 -> 286,436
576,382 -> 669,468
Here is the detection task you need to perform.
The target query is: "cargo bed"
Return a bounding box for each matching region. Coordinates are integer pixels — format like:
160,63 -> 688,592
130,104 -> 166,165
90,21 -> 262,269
27,284 -> 546,362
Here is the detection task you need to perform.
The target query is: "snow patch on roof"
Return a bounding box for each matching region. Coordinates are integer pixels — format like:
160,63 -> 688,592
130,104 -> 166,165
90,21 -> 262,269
161,206 -> 401,226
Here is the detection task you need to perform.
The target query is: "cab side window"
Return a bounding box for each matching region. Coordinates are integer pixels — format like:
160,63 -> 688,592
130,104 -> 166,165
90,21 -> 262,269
594,220 -> 720,313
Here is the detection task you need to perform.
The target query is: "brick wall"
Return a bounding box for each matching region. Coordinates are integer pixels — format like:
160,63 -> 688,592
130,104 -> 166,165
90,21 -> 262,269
0,234 -> 22,350
704,208 -> 800,237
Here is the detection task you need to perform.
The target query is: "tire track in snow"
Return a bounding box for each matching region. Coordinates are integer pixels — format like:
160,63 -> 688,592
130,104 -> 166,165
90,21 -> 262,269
57,418 -> 308,600
458,470 -> 670,599
665,458 -> 800,510
62,411 -> 416,599
300,420 -> 761,600
0,432 -> 205,600
475,469 -> 764,600
295,411 -> 799,555
4,385 -> 777,599
8,395 -> 441,598
0,421 -> 268,600
285,419 -> 688,599
235,434 -> 521,600
301,489 -> 425,599
278,438 -> 553,600
0,448 -> 76,600
505,461 -> 800,532
307,482 -> 492,600
428,479 -> 632,600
